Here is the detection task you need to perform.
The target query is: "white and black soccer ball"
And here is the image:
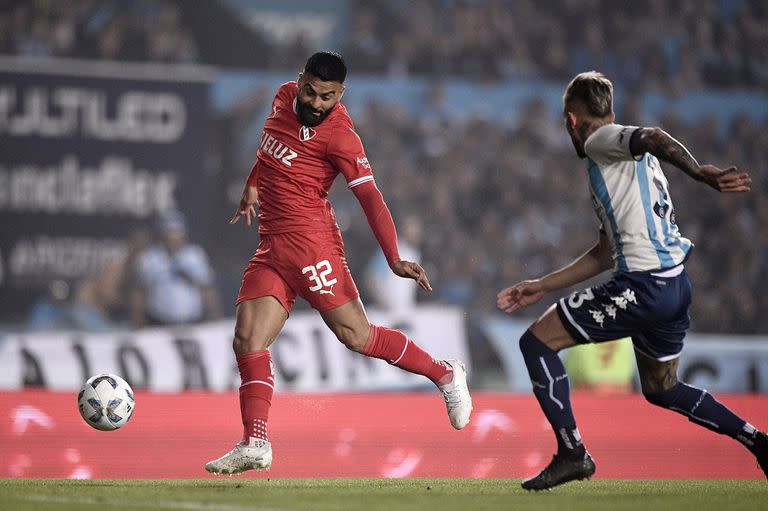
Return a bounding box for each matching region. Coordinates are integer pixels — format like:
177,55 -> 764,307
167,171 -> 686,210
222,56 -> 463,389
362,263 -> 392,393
77,374 -> 135,431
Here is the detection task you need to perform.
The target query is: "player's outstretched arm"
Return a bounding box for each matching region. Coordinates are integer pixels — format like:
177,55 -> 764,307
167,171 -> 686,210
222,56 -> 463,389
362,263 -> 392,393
630,128 -> 752,192
497,279 -> 546,313
230,183 -> 259,226
497,232 -> 612,314
351,180 -> 431,292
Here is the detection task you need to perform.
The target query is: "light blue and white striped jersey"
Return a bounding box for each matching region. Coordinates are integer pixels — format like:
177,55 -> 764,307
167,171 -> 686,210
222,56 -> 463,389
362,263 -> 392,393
584,123 -> 692,272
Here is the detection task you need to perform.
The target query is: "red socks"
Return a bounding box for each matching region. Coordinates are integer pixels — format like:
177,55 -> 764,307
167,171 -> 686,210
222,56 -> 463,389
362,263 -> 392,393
236,350 -> 274,444
362,325 -> 452,386
235,329 -> 450,444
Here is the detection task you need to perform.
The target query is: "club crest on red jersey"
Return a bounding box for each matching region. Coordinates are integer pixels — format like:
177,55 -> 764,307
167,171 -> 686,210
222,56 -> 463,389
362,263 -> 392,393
299,126 -> 316,142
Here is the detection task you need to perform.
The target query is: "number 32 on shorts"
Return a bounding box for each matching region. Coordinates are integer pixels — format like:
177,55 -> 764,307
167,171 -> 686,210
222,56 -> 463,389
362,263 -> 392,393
301,259 -> 337,293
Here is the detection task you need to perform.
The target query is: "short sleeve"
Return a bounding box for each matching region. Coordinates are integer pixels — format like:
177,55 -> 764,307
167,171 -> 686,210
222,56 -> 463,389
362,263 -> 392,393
273,82 -> 296,108
584,124 -> 641,166
327,124 -> 374,189
263,82 -> 294,125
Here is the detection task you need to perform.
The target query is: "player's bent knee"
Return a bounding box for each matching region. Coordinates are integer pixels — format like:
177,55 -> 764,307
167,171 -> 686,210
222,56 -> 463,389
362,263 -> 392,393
232,326 -> 268,354
338,334 -> 367,353
519,329 -> 555,356
528,311 -> 574,352
519,330 -> 533,353
232,329 -> 246,353
333,325 -> 368,353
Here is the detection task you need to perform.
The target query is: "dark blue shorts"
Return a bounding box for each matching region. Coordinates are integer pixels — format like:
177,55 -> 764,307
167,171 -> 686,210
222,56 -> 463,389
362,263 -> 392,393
556,267 -> 691,361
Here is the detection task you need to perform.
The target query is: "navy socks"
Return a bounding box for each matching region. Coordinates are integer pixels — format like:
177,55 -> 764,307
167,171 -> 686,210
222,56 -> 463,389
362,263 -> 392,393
520,329 -> 758,455
519,329 -> 583,455
644,382 -> 757,446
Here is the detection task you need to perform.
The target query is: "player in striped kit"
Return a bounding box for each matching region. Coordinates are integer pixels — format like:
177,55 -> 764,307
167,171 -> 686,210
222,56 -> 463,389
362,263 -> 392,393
497,71 -> 766,490
205,52 -> 471,475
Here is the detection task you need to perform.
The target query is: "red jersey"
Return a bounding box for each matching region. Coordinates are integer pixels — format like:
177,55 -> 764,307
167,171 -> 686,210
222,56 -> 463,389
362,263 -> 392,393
248,81 -> 374,234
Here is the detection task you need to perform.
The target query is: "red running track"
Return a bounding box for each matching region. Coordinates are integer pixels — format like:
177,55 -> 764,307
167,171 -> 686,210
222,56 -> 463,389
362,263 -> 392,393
1,391 -> 765,479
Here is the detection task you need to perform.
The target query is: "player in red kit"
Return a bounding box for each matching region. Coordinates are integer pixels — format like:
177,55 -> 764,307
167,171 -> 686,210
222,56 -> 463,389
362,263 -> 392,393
205,52 -> 473,475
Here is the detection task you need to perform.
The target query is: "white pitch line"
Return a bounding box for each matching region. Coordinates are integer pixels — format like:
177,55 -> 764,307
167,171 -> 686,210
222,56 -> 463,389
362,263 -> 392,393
21,494 -> 294,511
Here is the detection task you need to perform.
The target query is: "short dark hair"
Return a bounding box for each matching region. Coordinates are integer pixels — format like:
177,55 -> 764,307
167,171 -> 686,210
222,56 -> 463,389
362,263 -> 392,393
563,71 -> 613,117
304,51 -> 347,83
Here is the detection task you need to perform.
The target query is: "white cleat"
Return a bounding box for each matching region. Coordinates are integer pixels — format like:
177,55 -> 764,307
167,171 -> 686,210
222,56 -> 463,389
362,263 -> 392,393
440,359 -> 473,429
205,440 -> 272,475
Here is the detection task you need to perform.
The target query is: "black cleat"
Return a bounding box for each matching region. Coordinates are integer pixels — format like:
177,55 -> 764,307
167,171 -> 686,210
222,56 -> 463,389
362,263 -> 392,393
521,451 -> 596,491
752,431 -> 768,479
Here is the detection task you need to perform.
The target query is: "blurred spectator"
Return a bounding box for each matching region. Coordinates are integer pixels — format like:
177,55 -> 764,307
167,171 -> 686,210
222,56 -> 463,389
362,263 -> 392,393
131,211 -> 220,327
146,4 -> 197,63
3,1 -> 767,91
27,280 -> 112,332
75,229 -> 151,326
341,0 -> 767,91
0,0 -> 198,64
364,214 -> 424,312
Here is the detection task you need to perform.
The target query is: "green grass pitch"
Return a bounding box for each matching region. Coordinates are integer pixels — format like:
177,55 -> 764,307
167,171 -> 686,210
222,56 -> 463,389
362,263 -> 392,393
1,478 -> 766,511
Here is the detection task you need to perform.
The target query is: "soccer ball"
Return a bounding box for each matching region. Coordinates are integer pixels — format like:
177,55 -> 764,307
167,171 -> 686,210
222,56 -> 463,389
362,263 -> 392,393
77,374 -> 135,431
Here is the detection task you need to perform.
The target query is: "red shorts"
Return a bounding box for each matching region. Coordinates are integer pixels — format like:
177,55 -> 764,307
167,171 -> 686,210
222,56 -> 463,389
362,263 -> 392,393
237,229 -> 359,313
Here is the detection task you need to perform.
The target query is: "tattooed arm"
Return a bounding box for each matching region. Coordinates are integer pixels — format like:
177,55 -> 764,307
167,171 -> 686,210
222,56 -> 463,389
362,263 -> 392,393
629,127 -> 751,193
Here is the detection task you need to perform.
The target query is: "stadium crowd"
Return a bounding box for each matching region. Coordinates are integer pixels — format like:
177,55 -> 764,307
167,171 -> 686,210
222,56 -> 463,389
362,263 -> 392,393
0,0 -> 197,63
3,1 -> 766,92
344,0 -> 768,91
3,0 -> 766,335
333,93 -> 768,334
